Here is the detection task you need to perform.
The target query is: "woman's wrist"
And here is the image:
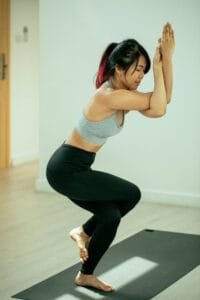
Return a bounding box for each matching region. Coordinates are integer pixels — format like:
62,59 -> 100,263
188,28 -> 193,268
162,58 -> 173,70
162,53 -> 173,61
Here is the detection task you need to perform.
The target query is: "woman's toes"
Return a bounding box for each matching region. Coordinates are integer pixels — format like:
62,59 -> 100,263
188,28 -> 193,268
69,228 -> 90,262
80,248 -> 88,262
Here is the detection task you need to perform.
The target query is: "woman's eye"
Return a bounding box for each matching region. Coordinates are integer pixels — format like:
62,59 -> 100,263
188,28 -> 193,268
137,69 -> 144,73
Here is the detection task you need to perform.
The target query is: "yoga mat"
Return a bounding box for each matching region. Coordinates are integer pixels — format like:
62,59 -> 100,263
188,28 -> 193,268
12,229 -> 200,300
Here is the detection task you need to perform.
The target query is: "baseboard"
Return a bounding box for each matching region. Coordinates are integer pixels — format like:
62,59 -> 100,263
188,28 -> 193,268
35,178 -> 200,208
35,177 -> 55,193
142,189 -> 200,208
11,152 -> 39,166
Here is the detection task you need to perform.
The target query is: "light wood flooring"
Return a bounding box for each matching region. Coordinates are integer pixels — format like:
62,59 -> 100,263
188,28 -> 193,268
0,161 -> 200,300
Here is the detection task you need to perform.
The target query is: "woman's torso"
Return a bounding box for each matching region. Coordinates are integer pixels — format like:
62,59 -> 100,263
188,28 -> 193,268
64,83 -> 125,153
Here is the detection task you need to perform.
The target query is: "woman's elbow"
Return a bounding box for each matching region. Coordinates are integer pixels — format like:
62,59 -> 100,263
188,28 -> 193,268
154,107 -> 167,117
167,97 -> 171,104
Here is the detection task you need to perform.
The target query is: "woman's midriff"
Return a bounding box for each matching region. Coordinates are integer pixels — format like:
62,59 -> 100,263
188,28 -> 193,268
64,128 -> 103,153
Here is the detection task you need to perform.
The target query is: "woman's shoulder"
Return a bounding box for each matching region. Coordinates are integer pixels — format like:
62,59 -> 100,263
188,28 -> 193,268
93,83 -> 119,104
93,85 -> 127,110
84,89 -> 115,120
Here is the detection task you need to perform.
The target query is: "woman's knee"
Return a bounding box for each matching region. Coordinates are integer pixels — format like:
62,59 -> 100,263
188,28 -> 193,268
129,184 -> 142,206
134,185 -> 142,203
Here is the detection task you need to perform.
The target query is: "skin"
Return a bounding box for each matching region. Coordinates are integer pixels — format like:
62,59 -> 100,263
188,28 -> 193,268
109,55 -> 147,91
160,22 -> 175,102
67,23 -> 175,292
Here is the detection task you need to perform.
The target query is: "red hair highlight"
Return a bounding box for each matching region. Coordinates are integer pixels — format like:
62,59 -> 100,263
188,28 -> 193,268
95,43 -> 118,88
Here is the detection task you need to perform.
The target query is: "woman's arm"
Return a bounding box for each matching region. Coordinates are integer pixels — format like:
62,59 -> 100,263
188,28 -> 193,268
160,23 -> 175,103
140,23 -> 175,117
139,43 -> 167,117
162,57 -> 173,103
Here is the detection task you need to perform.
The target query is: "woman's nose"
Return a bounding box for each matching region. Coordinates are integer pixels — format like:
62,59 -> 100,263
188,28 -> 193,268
139,73 -> 144,80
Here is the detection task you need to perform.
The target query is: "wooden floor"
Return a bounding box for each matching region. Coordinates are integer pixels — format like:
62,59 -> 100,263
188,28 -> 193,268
0,161 -> 200,299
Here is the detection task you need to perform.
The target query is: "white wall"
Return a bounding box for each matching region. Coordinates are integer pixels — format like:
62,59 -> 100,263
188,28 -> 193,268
37,0 -> 200,207
10,0 -> 39,165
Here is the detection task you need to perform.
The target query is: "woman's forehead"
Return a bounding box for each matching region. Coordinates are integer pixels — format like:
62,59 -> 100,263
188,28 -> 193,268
131,56 -> 146,68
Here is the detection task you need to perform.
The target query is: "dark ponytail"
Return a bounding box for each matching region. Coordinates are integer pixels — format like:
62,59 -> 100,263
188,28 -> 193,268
95,43 -> 118,88
95,39 -> 151,89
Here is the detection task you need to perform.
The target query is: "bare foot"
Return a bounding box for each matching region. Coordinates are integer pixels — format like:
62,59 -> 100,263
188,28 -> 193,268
69,227 -> 91,263
75,271 -> 115,292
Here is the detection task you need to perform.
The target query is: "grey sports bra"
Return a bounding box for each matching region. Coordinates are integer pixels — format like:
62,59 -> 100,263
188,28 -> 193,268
75,110 -> 125,145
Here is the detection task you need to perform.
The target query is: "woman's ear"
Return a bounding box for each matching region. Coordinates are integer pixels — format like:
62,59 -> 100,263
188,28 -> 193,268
115,64 -> 124,76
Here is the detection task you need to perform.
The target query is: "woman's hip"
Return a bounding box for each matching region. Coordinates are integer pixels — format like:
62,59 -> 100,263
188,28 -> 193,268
46,142 -> 96,193
46,142 -> 96,171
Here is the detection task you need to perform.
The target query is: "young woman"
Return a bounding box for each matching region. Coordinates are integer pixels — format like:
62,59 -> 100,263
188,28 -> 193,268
46,23 -> 175,292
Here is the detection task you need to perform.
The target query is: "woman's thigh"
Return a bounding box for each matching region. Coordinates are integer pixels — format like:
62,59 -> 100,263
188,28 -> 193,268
59,168 -> 141,203
71,198 -> 122,223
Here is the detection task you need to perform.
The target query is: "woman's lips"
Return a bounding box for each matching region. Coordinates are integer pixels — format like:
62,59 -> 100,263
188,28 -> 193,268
135,81 -> 141,85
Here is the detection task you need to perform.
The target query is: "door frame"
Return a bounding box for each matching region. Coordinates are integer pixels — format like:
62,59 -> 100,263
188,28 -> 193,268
0,0 -> 10,168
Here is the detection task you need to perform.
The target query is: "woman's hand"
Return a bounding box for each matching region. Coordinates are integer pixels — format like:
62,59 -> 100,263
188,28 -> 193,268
157,23 -> 174,103
159,22 -> 175,59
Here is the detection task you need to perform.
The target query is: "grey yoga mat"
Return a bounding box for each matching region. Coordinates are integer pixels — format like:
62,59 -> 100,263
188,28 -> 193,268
12,229 -> 200,300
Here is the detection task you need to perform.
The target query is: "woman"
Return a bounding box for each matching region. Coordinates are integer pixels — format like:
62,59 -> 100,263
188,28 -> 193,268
46,23 -> 175,292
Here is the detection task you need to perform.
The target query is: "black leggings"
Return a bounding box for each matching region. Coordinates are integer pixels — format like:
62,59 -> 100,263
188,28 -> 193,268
46,142 -> 141,274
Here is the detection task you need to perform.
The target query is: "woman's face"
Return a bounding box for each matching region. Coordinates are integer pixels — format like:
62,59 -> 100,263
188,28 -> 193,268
121,55 -> 147,90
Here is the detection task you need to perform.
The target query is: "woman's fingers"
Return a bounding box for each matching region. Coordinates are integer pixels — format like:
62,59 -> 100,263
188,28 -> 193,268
155,46 -> 161,61
161,23 -> 174,45
160,23 -> 175,57
171,27 -> 175,39
163,23 -> 174,39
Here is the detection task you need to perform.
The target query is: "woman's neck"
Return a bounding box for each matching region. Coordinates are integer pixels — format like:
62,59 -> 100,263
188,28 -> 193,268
108,77 -> 127,90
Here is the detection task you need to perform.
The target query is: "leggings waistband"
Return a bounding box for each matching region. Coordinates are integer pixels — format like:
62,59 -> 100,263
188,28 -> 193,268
61,142 -> 96,165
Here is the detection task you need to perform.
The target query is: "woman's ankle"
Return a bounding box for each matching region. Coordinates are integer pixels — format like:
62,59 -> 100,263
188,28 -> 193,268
79,271 -> 94,277
81,227 -> 90,237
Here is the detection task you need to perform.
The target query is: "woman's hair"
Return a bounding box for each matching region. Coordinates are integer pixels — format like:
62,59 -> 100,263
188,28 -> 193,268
95,39 -> 151,88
